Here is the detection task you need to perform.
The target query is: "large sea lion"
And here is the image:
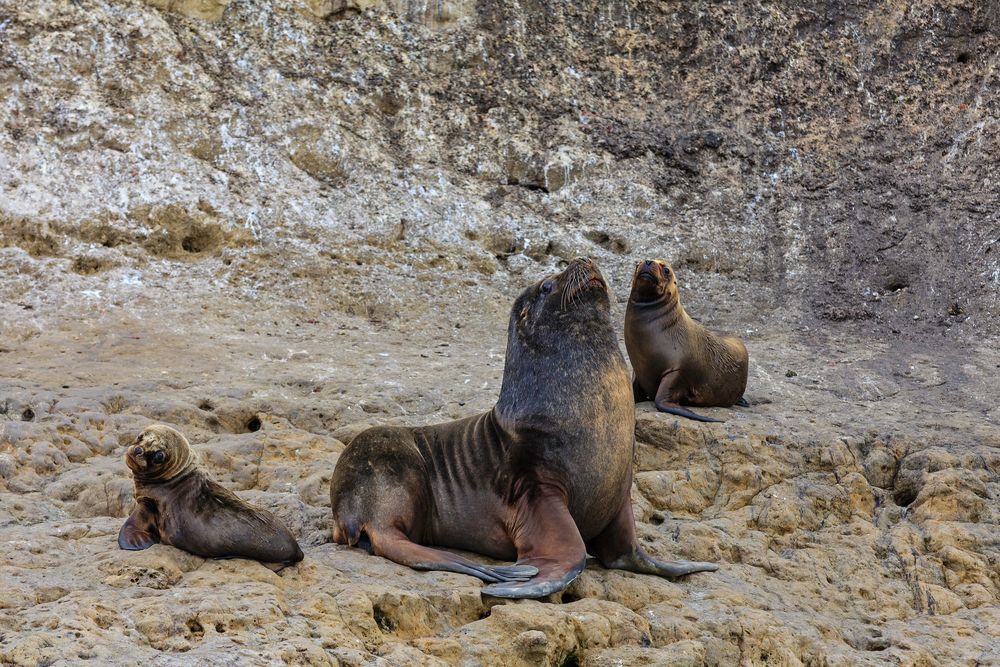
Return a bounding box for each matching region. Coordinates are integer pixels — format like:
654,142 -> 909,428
624,259 -> 749,423
119,424 -> 304,565
330,257 -> 718,599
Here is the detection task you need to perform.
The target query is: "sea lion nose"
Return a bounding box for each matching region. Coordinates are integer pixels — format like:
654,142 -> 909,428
644,260 -> 653,267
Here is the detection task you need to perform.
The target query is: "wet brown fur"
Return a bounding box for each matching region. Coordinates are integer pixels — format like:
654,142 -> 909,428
330,258 -> 718,598
119,425 -> 303,564
625,260 -> 749,420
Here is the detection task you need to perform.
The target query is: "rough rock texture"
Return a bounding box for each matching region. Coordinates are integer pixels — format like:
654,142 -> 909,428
1,0 -> 999,665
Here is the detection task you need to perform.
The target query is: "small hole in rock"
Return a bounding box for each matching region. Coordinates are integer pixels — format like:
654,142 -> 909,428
21,408 -> 34,421
186,619 -> 204,637
372,606 -> 396,632
215,622 -> 226,633
246,416 -> 262,432
198,400 -> 215,412
559,652 -> 581,667
894,488 -> 917,507
956,51 -> 970,63
561,590 -> 581,603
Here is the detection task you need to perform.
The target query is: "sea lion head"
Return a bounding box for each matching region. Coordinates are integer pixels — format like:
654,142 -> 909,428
629,259 -> 678,305
125,424 -> 197,483
498,257 -> 622,416
510,257 -> 612,346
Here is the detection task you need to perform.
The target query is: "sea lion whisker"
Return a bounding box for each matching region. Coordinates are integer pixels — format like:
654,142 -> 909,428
572,271 -> 588,308
561,276 -> 576,312
564,269 -> 586,311
562,269 -> 583,310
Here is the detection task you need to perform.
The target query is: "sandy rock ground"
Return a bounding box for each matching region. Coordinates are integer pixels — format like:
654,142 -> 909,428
2,0 -> 999,665
2,249 -> 998,666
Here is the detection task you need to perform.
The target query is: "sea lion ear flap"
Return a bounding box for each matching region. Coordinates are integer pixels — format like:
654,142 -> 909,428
514,302 -> 535,339
118,501 -> 160,551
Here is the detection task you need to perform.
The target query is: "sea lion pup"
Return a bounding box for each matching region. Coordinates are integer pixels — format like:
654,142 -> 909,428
330,257 -> 718,599
624,259 -> 749,423
119,424 -> 304,565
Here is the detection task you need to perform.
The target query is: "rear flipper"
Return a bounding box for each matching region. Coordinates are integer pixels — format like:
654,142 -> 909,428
118,500 -> 160,551
735,396 -> 750,408
369,527 -> 537,584
654,399 -> 723,423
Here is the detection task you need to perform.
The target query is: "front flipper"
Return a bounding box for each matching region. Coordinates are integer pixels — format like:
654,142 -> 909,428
653,374 -> 722,422
481,487 -> 587,599
118,500 -> 160,551
654,400 -> 723,423
369,527 -> 537,584
587,487 -> 718,579
481,556 -> 586,599
603,548 -> 719,577
735,396 -> 750,408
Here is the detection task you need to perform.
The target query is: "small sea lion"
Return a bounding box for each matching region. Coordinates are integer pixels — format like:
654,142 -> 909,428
119,424 -> 304,565
624,259 -> 749,423
330,258 -> 718,599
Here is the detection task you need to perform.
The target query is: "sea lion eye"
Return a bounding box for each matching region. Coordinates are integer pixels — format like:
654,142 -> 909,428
151,451 -> 166,464
540,281 -> 553,295
133,446 -> 144,456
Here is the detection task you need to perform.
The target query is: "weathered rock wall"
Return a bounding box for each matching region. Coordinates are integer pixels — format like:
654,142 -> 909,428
2,0 -> 999,331
1,1 -> 999,666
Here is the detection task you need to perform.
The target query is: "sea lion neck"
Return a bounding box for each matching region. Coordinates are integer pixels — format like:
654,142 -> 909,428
132,455 -> 199,486
495,309 -> 623,424
628,291 -> 670,308
628,291 -> 684,323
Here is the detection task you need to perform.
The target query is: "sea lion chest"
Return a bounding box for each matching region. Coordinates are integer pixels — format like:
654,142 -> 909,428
626,311 -> 696,387
526,361 -> 635,541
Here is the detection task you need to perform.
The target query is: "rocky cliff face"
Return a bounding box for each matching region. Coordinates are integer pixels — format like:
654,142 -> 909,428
1,0 -> 998,665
